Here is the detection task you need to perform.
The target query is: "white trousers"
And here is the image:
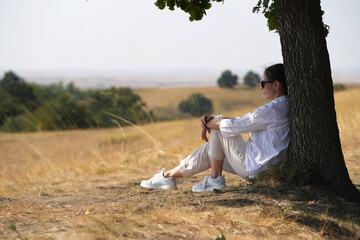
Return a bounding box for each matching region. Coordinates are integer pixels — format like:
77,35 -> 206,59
179,117 -> 249,180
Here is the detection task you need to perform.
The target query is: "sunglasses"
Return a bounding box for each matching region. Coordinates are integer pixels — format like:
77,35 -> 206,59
260,80 -> 276,89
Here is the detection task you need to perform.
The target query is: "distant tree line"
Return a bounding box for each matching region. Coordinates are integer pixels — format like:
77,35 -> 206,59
0,71 -> 152,132
178,69 -> 263,117
217,70 -> 261,88
216,69 -> 346,91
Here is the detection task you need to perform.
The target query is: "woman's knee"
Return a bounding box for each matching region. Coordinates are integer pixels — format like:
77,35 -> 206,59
209,116 -> 225,137
210,128 -> 221,138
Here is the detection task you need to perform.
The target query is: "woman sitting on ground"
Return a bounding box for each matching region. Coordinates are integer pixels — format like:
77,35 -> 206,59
141,63 -> 289,192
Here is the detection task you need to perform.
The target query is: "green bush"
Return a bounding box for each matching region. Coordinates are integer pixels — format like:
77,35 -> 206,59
0,71 -> 152,132
0,113 -> 38,132
217,70 -> 238,89
34,92 -> 92,131
0,71 -> 37,125
178,93 -> 213,117
333,83 -> 345,91
243,71 -> 261,87
86,87 -> 151,127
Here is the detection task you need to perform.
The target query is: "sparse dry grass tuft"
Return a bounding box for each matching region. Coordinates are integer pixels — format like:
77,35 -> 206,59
0,87 -> 359,239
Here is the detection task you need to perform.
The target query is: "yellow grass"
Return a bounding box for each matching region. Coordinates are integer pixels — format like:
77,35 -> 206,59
0,87 -> 359,239
334,88 -> 360,183
134,85 -> 267,119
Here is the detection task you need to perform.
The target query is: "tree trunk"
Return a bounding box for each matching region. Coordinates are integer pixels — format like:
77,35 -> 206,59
274,0 -> 360,203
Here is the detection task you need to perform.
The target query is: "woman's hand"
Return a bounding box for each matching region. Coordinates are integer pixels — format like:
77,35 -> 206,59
201,115 -> 213,142
201,115 -> 214,126
201,127 -> 209,142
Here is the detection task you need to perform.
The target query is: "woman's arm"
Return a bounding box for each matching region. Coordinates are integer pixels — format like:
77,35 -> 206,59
200,115 -> 223,142
200,115 -> 222,130
205,119 -> 221,130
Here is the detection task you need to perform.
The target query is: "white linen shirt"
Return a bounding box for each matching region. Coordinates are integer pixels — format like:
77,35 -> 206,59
219,96 -> 290,179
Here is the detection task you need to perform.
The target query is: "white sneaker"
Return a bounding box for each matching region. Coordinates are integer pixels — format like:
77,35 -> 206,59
192,175 -> 226,192
140,168 -> 177,190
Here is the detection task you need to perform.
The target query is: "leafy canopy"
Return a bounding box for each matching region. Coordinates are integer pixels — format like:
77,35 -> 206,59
154,0 -> 223,21
154,0 -> 329,36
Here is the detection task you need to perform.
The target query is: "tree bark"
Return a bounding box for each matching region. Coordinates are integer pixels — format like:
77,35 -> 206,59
274,0 -> 360,203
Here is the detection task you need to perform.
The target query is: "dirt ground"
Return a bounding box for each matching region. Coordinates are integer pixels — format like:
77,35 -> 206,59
1,171 -> 360,239
1,136 -> 359,240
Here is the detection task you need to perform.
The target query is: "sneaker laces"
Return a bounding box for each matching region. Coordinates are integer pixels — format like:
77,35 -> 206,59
199,175 -> 211,189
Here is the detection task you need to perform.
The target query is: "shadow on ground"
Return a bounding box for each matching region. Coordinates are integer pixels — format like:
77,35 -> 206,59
207,184 -> 360,240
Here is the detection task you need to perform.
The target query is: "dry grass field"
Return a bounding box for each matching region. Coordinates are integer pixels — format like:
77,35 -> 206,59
0,86 -> 359,239
134,85 -> 266,120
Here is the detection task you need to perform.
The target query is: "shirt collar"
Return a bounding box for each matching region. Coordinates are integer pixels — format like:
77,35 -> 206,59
272,95 -> 288,103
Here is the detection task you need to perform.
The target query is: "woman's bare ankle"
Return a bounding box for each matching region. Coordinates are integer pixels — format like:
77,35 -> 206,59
164,167 -> 184,178
164,171 -> 171,178
211,173 -> 221,179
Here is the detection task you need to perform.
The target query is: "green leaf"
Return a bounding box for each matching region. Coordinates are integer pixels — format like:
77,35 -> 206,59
154,0 -> 166,10
263,0 -> 270,8
8,222 -> 17,231
213,232 -> 226,240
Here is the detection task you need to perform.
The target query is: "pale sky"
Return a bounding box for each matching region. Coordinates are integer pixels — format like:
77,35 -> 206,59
0,0 -> 359,79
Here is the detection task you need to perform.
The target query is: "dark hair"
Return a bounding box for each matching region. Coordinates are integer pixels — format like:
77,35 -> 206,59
265,63 -> 288,95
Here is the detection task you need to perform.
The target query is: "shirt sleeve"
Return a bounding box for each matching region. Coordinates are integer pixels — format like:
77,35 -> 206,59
219,104 -> 277,137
